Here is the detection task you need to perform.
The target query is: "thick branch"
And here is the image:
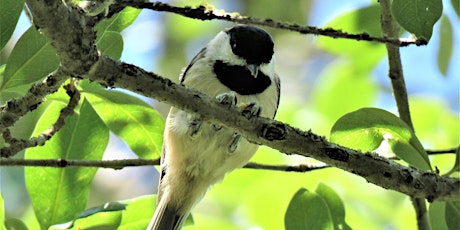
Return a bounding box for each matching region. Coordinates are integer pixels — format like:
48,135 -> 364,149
87,57 -> 460,202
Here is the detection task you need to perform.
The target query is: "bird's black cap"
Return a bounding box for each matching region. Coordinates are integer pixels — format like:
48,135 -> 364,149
226,25 -> 274,65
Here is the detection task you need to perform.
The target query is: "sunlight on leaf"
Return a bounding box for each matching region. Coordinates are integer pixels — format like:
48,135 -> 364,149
311,60 -> 378,123
49,195 -> 193,229
317,4 -> 386,71
1,26 -> 59,91
81,80 -> 164,159
331,108 -> 432,171
95,7 -> 141,41
25,99 -> 109,228
97,31 -> 124,60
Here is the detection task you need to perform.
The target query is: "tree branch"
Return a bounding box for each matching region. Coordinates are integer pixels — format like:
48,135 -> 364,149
0,69 -> 69,131
379,0 -> 430,229
0,147 -> 453,171
1,83 -> 81,157
87,56 -> 460,202
426,148 -> 457,154
0,158 -> 329,173
0,158 -> 159,169
111,0 -> 426,47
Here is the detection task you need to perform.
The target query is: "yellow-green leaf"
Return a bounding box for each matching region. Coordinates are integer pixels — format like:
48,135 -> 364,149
331,108 -> 432,171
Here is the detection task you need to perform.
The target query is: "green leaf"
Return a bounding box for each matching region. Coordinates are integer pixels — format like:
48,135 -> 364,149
311,61 -> 378,122
50,202 -> 124,230
50,195 -> 193,230
315,183 -> 351,230
429,202 -> 449,230
285,188 -> 333,230
97,31 -> 123,60
25,98 -> 109,228
0,193 -> 4,230
437,15 -> 453,76
444,146 -> 460,176
4,218 -> 28,230
451,0 -> 460,17
330,108 -> 432,171
0,0 -> 25,51
81,80 -> 164,159
391,0 -> 443,40
317,5 -> 387,71
446,201 -> 460,230
1,26 -> 59,91
95,7 -> 141,41
118,195 -> 158,229
0,63 -> 29,102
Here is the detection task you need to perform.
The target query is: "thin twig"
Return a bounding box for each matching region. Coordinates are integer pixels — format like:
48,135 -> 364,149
0,70 -> 69,131
0,158 -> 159,169
111,0 -> 426,47
0,158 -> 329,173
0,147 -> 455,171
426,148 -> 458,154
0,82 -> 81,158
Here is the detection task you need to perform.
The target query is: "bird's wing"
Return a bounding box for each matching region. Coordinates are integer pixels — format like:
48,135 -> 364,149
179,47 -> 207,84
273,73 -> 281,118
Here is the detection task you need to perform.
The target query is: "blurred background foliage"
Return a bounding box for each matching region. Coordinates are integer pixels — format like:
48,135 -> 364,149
0,0 -> 458,229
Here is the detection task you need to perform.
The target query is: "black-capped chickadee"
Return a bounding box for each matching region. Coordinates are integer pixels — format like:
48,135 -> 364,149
148,24 -> 280,230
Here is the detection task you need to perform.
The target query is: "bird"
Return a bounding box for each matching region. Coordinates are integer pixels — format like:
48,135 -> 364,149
147,24 -> 280,230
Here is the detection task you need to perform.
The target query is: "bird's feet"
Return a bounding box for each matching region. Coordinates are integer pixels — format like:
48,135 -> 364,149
216,91 -> 238,108
241,102 -> 261,118
228,102 -> 261,153
187,114 -> 202,138
213,92 -> 238,131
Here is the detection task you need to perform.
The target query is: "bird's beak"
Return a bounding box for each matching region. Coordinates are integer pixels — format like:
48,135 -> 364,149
247,64 -> 259,78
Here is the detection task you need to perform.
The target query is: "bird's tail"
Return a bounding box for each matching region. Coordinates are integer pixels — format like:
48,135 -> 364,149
147,196 -> 189,230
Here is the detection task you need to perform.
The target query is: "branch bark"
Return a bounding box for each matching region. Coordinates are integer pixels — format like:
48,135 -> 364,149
1,83 -> 80,157
112,0 -> 427,47
5,0 -> 458,206
379,0 -> 430,229
0,158 -> 329,172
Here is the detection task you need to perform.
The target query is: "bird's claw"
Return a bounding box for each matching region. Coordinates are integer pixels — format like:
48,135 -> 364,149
213,92 -> 238,130
241,102 -> 261,118
228,132 -> 242,153
216,92 -> 238,108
